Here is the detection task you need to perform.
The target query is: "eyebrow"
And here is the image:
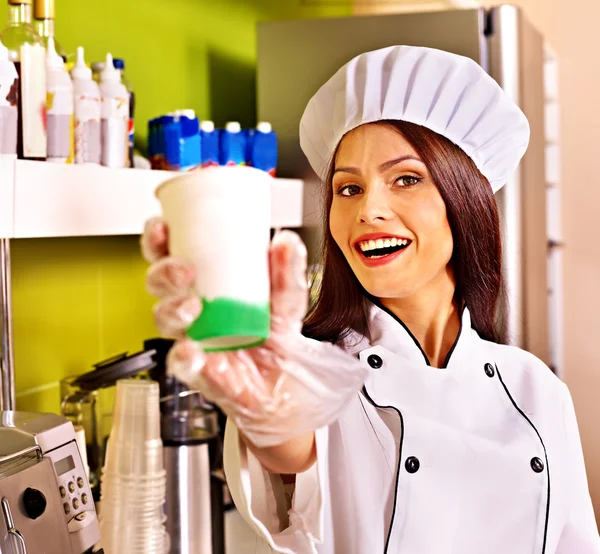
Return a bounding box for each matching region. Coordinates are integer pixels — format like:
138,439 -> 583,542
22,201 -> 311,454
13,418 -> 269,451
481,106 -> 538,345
334,155 -> 423,176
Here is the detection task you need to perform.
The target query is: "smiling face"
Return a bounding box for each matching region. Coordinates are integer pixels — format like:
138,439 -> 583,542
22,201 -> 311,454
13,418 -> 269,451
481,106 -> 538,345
329,123 -> 455,301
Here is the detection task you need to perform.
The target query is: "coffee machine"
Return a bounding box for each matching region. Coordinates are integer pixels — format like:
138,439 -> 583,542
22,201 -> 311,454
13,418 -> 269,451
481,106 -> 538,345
0,411 -> 101,554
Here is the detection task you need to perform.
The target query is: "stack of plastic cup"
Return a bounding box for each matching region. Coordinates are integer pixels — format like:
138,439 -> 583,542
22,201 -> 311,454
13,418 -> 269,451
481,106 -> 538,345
98,379 -> 169,554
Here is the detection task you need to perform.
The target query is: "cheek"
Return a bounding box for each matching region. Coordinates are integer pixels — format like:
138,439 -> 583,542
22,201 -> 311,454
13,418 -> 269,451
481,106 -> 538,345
329,204 -> 350,251
416,198 -> 453,260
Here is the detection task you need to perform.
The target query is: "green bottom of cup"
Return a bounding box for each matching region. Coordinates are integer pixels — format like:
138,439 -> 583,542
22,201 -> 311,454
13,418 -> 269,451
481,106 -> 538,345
186,296 -> 270,352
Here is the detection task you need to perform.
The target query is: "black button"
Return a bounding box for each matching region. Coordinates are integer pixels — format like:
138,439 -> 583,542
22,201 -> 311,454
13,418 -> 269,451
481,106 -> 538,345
367,354 -> 383,369
531,457 -> 545,473
405,456 -> 420,474
484,363 -> 495,378
22,488 -> 47,520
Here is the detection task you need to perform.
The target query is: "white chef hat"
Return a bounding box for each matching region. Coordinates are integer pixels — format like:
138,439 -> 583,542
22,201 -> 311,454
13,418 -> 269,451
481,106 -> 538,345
299,45 -> 530,193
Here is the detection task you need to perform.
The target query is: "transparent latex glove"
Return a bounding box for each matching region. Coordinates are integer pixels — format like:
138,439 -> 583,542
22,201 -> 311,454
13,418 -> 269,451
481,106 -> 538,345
141,218 -> 368,448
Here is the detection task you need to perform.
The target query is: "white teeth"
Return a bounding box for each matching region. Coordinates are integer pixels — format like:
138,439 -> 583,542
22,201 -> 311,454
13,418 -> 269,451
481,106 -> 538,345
358,237 -> 411,252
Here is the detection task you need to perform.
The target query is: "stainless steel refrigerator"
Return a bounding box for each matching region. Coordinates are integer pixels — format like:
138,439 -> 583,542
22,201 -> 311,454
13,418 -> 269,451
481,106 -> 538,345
256,5 -> 553,367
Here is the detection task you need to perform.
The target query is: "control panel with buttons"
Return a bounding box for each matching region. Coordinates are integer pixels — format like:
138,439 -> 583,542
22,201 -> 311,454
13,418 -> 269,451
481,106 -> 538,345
44,441 -> 95,525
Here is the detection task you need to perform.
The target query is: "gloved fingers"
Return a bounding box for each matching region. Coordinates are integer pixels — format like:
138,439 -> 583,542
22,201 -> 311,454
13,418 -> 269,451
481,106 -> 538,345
146,256 -> 197,298
269,230 -> 309,329
141,217 -> 169,263
166,339 -> 208,384
152,295 -> 201,338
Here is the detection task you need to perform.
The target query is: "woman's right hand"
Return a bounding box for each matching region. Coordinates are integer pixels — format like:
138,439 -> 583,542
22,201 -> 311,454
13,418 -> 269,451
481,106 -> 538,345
141,219 -> 368,458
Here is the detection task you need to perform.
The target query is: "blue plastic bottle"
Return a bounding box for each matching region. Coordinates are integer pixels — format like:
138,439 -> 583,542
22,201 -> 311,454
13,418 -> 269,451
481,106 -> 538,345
176,110 -> 201,171
163,110 -> 201,172
161,115 -> 179,170
249,122 -> 278,176
219,121 -> 246,166
199,120 -> 219,167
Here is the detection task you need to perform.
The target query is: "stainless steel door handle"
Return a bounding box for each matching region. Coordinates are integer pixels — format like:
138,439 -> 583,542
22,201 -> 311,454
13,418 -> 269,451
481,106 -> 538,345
1,497 -> 27,554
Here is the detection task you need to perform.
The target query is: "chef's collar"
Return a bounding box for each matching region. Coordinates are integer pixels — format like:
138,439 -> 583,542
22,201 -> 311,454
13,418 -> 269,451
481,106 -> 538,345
343,300 -> 478,370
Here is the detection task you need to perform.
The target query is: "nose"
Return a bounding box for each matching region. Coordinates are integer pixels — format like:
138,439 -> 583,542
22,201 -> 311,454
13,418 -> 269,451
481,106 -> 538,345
357,187 -> 394,224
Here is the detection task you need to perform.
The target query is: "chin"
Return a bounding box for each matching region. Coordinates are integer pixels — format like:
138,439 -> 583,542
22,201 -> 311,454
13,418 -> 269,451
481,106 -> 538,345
358,279 -> 415,301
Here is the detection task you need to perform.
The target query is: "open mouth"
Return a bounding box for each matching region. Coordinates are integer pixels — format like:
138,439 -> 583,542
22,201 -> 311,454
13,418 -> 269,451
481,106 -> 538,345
356,237 -> 412,259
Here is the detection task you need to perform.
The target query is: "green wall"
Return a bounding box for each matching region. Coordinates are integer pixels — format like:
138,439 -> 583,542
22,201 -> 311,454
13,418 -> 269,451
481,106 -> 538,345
0,0 -> 350,413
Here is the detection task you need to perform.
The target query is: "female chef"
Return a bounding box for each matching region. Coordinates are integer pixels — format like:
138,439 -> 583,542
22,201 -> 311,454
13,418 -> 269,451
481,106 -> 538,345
142,46 -> 600,553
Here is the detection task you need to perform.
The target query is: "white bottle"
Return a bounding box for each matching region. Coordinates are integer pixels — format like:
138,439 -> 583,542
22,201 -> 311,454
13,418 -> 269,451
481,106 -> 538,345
70,46 -> 101,164
99,53 -> 128,169
0,39 -> 18,155
45,37 -> 73,163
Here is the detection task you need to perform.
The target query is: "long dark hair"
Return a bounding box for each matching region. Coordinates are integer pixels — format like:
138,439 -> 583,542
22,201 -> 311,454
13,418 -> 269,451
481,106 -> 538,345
303,120 -> 505,344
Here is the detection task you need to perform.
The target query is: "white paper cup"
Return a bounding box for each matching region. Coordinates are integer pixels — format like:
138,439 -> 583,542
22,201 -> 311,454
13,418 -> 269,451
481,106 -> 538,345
156,166 -> 272,351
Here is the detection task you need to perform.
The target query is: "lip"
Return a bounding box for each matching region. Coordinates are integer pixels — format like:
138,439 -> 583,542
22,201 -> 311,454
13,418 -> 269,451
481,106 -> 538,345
353,232 -> 412,268
357,245 -> 409,267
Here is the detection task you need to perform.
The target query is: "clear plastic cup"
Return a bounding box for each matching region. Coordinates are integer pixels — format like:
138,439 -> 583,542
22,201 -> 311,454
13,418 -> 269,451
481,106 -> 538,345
102,379 -> 164,475
110,380 -> 161,441
101,505 -> 166,520
103,438 -> 164,475
100,522 -> 169,554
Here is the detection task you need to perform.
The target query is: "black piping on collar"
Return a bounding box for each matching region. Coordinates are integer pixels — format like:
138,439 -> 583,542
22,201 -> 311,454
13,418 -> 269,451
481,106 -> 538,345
495,364 -> 550,554
371,299 -> 464,369
361,384 -> 404,554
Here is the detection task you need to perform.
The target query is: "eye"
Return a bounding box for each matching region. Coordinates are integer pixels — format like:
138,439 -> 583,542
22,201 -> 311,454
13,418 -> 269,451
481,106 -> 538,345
395,175 -> 421,188
335,184 -> 362,197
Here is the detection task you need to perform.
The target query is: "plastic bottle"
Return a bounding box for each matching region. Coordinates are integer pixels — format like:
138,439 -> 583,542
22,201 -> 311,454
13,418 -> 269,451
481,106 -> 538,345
45,37 -> 72,163
0,0 -> 46,160
219,121 -> 245,166
199,120 -> 219,167
163,109 -> 200,172
99,53 -> 128,169
33,0 -> 65,60
249,121 -> 278,176
91,61 -> 104,83
112,58 -> 135,168
0,39 -> 19,154
70,46 -> 101,164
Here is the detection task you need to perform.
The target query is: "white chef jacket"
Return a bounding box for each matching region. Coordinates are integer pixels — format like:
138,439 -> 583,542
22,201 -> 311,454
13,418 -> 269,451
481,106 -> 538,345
223,303 -> 600,554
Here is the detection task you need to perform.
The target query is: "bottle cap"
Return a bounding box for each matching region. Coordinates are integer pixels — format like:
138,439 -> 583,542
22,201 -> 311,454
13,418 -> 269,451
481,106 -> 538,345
100,53 -> 121,84
45,37 -> 64,71
112,58 -> 125,70
225,121 -> 241,133
91,61 -> 105,74
70,46 -> 92,80
200,121 -> 215,133
175,109 -> 196,120
256,122 -> 272,134
34,0 -> 55,19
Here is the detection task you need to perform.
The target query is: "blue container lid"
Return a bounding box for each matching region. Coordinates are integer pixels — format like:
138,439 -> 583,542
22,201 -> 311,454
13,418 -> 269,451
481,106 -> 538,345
112,58 -> 125,70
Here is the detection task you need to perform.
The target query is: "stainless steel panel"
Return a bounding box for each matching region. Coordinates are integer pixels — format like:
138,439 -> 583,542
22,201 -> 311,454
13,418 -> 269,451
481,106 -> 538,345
0,457 -> 72,554
164,444 -> 214,554
487,5 -> 549,360
257,9 -> 487,259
